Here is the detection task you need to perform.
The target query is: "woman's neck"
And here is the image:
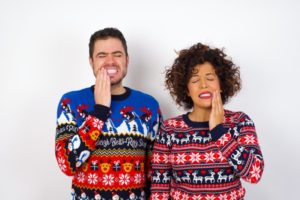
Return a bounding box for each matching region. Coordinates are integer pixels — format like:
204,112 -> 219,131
188,107 -> 211,122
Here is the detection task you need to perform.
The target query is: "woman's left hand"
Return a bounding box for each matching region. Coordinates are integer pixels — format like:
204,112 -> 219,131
209,90 -> 224,130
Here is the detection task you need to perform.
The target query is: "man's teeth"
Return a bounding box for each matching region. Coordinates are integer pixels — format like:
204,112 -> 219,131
107,69 -> 117,74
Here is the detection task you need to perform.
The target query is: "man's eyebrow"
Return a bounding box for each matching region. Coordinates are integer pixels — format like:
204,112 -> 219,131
96,52 -> 107,56
112,51 -> 124,55
95,51 -> 123,56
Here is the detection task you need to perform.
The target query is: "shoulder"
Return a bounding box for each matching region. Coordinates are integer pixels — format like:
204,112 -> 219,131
162,115 -> 187,129
129,88 -> 160,106
59,86 -> 92,103
224,109 -> 252,123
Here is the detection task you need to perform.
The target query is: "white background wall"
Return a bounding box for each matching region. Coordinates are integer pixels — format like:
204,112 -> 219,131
1,0 -> 299,199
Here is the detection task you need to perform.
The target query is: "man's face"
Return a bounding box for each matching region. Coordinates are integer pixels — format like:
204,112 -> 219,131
89,37 -> 128,86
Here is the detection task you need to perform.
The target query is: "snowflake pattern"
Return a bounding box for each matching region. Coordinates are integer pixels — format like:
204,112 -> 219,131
151,193 -> 159,200
162,193 -> 169,200
57,157 -> 66,172
230,191 -> 237,199
92,118 -> 104,129
182,193 -> 189,200
162,154 -> 169,163
173,191 -> 181,200
205,194 -> 216,200
134,173 -> 142,184
192,194 -> 202,200
203,151 -> 215,163
152,153 -> 160,163
190,152 -> 201,163
249,160 -> 262,181
218,194 -> 228,200
176,153 -> 186,164
168,119 -> 178,127
77,172 -> 85,183
243,135 -> 256,145
119,173 -> 130,185
218,133 -> 230,146
102,174 -> 114,186
87,173 -> 98,185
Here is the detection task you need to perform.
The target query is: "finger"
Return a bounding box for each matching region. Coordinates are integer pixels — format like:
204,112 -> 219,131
211,91 -> 217,114
216,90 -> 222,112
217,90 -> 224,116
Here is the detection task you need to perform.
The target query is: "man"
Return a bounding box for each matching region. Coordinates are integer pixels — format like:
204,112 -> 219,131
55,27 -> 162,200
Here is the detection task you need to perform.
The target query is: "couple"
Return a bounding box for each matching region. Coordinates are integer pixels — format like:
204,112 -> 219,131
55,27 -> 264,200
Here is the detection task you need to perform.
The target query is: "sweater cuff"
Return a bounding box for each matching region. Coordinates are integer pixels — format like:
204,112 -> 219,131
210,124 -> 227,141
92,104 -> 110,122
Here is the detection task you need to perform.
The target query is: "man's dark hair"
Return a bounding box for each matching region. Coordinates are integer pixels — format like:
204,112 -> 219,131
89,27 -> 128,58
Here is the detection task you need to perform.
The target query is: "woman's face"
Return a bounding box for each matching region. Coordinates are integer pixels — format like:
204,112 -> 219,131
187,62 -> 221,109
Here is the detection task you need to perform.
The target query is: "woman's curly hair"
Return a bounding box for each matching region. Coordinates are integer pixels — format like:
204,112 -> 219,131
165,43 -> 241,109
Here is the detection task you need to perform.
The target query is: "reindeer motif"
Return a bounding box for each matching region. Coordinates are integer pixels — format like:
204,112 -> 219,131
192,133 -> 203,143
181,171 -> 191,183
162,171 -> 170,183
160,134 -> 166,144
166,134 -> 171,146
217,170 -> 228,183
204,170 -> 215,183
192,170 -> 203,183
228,174 -> 234,181
173,171 -> 182,183
232,127 -> 239,138
231,149 -> 243,165
171,134 -> 180,144
152,171 -> 161,183
202,134 -> 212,143
228,160 -> 238,170
180,134 -> 190,144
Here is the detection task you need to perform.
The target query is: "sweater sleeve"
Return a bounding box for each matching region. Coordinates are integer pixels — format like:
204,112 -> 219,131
55,95 -> 109,176
210,113 -> 264,183
145,108 -> 163,199
150,122 -> 172,200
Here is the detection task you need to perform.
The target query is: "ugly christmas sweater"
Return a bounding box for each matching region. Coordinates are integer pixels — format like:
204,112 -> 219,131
150,110 -> 264,200
55,86 -> 162,200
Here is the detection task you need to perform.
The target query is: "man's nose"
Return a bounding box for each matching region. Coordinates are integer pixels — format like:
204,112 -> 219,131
105,54 -> 115,64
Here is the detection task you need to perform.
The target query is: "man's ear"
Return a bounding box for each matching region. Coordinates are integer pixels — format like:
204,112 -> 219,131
89,57 -> 93,68
126,55 -> 129,68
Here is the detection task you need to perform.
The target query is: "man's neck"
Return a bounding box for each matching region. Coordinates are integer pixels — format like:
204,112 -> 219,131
111,84 -> 126,95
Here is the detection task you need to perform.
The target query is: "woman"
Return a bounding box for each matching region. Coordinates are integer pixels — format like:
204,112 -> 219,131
150,43 -> 264,200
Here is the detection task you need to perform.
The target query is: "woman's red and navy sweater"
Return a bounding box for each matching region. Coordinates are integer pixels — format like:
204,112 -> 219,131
55,86 -> 162,200
150,110 -> 264,200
